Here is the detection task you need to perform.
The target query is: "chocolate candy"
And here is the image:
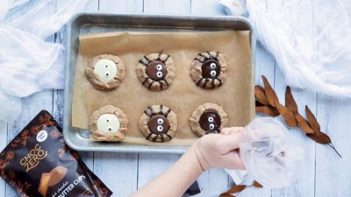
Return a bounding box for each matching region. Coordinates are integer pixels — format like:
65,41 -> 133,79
201,60 -> 221,78
147,114 -> 170,134
199,109 -> 221,133
146,61 -> 167,81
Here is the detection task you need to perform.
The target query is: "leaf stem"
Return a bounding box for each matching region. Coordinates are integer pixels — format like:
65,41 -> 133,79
328,143 -> 342,158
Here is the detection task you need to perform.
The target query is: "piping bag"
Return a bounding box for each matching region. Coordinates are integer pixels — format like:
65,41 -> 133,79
227,117 -> 304,188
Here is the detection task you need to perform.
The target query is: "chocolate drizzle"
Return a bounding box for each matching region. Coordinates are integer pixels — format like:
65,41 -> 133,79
199,109 -> 221,134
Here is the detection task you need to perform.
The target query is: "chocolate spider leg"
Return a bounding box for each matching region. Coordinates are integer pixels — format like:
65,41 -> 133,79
144,55 -> 151,63
202,78 -> 209,88
206,51 -> 212,57
163,79 -> 169,87
198,53 -> 208,59
215,51 -> 219,58
139,56 -> 151,66
208,52 -> 218,61
194,57 -> 205,63
165,133 -> 172,139
160,134 -> 164,142
160,105 -> 164,113
144,107 -> 154,118
211,79 -> 216,89
148,81 -> 155,89
163,54 -> 171,63
139,59 -> 148,66
215,78 -> 223,87
142,77 -> 151,85
156,52 -> 162,61
164,108 -> 172,118
146,133 -> 152,140
152,136 -> 157,142
196,78 -> 205,86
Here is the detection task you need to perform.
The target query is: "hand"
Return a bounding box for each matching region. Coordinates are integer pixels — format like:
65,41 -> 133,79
192,127 -> 246,170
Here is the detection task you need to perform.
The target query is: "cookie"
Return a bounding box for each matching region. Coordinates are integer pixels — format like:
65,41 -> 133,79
89,105 -> 128,142
138,105 -> 177,142
189,103 -> 228,137
136,52 -> 176,91
190,51 -> 227,89
85,54 -> 126,91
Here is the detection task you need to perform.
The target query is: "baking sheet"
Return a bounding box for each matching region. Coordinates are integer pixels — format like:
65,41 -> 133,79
72,30 -> 252,145
63,14 -> 255,153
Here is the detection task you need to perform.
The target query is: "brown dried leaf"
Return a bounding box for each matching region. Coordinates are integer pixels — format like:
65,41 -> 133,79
252,181 -> 263,188
256,100 -> 264,107
305,106 -> 320,132
307,131 -> 331,144
295,114 -> 315,134
256,106 -> 280,116
219,193 -> 233,197
255,86 -> 269,105
276,103 -> 297,127
285,86 -> 298,113
220,185 -> 247,197
261,75 -> 279,107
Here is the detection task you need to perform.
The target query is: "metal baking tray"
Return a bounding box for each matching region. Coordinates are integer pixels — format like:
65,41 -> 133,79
63,13 -> 255,154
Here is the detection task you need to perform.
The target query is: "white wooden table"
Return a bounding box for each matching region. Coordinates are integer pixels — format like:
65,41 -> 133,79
1,0 -> 350,196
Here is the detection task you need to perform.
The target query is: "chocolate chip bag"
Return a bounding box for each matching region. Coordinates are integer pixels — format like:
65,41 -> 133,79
0,110 -> 112,197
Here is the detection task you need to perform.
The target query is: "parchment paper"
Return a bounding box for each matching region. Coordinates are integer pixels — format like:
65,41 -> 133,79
72,30 -> 254,145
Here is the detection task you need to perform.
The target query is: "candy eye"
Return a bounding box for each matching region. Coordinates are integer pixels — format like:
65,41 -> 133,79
208,117 -> 214,122
106,118 -> 110,123
210,63 -> 216,69
157,125 -> 164,132
105,72 -> 110,78
107,126 -> 113,132
210,70 -> 216,77
157,118 -> 164,124
209,124 -> 215,130
156,71 -> 163,78
156,64 -> 163,71
105,64 -> 109,68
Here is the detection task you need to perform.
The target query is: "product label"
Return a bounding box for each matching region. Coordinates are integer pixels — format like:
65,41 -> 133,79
20,144 -> 48,172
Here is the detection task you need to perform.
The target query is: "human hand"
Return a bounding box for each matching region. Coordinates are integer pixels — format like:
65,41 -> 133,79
192,127 -> 246,171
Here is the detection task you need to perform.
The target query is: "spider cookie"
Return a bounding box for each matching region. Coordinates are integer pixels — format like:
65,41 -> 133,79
89,105 -> 128,142
85,54 -> 126,91
189,103 -> 228,137
190,51 -> 227,89
136,52 -> 176,91
138,105 -> 177,142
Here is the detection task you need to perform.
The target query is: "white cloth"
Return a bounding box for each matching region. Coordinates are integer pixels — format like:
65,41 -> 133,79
222,0 -> 351,98
0,0 -> 87,122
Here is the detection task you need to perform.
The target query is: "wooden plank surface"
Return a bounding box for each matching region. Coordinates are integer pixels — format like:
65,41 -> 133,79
0,0 -> 350,197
